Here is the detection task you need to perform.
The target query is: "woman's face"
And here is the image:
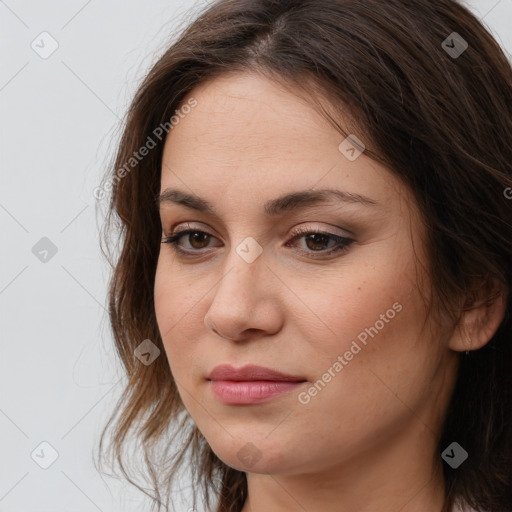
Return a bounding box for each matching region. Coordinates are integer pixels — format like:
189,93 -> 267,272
154,72 -> 459,480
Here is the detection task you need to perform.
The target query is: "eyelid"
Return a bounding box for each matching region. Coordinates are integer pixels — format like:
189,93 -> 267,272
165,222 -> 351,240
288,223 -> 352,239
165,221 -> 218,239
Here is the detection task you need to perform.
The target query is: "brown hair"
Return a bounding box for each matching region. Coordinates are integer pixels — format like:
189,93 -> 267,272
95,1 -> 512,511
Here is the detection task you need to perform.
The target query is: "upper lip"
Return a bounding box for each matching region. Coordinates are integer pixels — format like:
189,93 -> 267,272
206,364 -> 306,382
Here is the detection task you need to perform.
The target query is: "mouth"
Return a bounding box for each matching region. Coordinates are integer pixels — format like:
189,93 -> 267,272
206,363 -> 306,382
206,364 -> 307,405
207,380 -> 307,405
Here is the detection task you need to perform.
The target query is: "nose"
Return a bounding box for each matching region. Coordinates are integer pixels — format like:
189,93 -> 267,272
203,244 -> 283,342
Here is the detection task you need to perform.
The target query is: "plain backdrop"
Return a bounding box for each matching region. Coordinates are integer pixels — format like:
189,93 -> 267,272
0,1 -> 511,511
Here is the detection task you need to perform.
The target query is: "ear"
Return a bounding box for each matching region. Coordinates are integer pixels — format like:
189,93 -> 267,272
448,279 -> 508,353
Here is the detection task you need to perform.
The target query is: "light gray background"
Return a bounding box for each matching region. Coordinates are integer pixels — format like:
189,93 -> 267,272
0,1 -> 510,511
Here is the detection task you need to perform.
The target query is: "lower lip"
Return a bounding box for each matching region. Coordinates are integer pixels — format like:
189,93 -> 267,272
208,380 -> 306,405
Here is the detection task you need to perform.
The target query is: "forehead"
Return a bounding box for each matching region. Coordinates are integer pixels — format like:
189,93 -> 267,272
160,72 -> 411,219
165,72 -> 335,158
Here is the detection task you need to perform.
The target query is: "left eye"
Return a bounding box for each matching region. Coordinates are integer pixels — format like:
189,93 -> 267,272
287,230 -> 353,254
162,228 -> 354,257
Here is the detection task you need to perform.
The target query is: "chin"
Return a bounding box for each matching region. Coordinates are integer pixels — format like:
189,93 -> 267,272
206,434 -> 300,474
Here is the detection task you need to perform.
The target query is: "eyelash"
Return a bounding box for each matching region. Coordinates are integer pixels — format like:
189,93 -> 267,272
161,226 -> 354,259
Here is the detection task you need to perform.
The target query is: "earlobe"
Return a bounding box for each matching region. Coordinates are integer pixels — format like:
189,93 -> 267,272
448,284 -> 507,353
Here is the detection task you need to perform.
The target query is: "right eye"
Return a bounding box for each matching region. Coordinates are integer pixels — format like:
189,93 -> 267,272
162,229 -> 219,255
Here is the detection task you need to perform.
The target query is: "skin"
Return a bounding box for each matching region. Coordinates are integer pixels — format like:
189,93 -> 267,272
153,72 -> 506,512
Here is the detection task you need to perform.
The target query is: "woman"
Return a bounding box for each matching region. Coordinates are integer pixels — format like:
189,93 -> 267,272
96,1 -> 512,511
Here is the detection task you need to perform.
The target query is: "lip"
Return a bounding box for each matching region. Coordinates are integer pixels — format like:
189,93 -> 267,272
206,364 -> 306,382
206,364 -> 307,405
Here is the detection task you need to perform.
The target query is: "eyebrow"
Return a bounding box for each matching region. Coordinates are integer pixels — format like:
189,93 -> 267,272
157,187 -> 379,216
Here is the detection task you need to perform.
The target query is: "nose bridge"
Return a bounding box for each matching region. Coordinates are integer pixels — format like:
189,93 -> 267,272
234,235 -> 265,268
219,235 -> 266,297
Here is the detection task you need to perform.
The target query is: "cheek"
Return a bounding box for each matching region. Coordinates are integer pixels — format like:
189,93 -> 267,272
290,260 -> 419,352
154,256 -> 197,330
154,262 -> 174,335
289,284 -> 434,455
154,262 -> 190,361
310,283 -> 434,407
154,259 -> 212,383
296,260 -> 432,405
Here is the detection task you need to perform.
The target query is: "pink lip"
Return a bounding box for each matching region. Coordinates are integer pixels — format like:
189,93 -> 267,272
206,364 -> 307,405
207,364 -> 306,382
